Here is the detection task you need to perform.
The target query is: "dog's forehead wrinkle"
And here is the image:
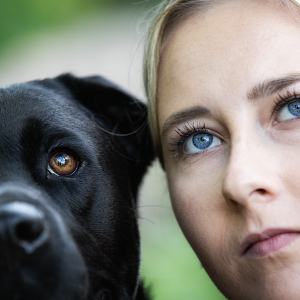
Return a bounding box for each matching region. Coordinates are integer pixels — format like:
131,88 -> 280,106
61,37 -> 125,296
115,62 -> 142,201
0,97 -> 102,151
0,85 -> 121,150
35,121 -> 101,160
0,84 -> 79,117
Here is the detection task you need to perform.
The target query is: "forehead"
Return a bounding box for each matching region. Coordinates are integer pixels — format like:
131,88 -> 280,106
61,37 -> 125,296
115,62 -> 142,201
0,82 -> 101,148
157,0 -> 300,123
0,82 -> 89,129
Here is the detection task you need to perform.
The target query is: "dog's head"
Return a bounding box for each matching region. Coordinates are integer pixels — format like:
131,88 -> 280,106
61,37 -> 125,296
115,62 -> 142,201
0,74 -> 153,300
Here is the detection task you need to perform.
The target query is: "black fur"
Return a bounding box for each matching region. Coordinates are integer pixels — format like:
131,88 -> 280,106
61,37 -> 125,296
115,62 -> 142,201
0,74 -> 153,300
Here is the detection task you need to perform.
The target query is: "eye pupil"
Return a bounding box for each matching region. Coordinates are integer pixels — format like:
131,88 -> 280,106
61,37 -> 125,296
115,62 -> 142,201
55,154 -> 70,167
288,101 -> 300,116
192,133 -> 213,149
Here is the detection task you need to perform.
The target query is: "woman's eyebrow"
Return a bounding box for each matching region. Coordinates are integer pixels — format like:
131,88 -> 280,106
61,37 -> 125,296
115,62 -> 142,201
161,74 -> 300,141
247,73 -> 300,101
161,106 -> 211,140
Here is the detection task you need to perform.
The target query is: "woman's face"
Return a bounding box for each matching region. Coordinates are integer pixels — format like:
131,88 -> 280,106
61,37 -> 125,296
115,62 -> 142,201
157,1 -> 300,299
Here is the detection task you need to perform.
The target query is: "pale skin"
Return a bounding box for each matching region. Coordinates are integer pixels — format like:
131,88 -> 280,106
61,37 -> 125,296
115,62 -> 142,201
157,0 -> 300,299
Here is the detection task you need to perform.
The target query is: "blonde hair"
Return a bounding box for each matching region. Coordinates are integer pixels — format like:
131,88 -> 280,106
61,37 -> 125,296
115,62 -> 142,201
143,0 -> 217,162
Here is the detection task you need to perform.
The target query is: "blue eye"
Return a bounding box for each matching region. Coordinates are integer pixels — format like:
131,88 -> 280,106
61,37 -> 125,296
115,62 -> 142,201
288,101 -> 300,116
184,133 -> 221,154
278,100 -> 300,121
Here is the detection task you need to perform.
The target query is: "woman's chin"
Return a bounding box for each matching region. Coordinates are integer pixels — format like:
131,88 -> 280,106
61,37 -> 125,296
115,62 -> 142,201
208,238 -> 300,300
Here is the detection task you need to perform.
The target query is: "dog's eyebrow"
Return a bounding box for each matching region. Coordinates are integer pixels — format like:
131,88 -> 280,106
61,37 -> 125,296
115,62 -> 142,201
161,106 -> 211,141
247,73 -> 300,101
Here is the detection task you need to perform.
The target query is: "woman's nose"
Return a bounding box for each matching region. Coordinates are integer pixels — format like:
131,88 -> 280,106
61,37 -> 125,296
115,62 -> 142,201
222,137 -> 281,210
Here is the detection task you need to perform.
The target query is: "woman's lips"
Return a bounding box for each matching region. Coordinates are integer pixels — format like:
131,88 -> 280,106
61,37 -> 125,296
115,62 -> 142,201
241,229 -> 300,257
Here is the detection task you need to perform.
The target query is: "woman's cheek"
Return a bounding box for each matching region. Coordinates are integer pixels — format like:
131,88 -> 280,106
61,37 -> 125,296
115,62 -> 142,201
167,163 -> 228,267
168,170 -> 244,299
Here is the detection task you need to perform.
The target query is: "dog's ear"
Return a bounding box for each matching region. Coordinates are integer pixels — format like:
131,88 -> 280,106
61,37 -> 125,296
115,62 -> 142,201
55,73 -> 154,176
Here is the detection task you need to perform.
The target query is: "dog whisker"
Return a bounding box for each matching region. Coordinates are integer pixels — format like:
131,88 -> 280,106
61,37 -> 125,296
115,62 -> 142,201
137,217 -> 156,225
91,114 -> 148,137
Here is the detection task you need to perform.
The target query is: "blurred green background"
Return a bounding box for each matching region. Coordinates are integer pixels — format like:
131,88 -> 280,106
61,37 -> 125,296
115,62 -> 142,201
0,0 -> 161,55
0,1 -> 226,299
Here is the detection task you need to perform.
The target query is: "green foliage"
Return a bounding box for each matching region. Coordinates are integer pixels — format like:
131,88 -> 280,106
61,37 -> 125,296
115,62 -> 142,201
0,0 -> 146,53
0,0 -> 161,54
0,0 -> 99,49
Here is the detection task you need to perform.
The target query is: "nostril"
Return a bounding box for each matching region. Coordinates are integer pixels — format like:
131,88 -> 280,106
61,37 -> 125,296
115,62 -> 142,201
256,189 -> 266,195
15,219 -> 44,243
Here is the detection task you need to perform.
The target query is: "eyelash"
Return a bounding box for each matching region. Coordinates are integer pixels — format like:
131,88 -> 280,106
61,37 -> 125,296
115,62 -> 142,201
170,90 -> 300,157
274,90 -> 300,112
169,122 -> 209,157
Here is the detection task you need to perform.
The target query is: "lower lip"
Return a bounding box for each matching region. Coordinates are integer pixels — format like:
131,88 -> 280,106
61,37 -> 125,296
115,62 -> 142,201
245,233 -> 300,257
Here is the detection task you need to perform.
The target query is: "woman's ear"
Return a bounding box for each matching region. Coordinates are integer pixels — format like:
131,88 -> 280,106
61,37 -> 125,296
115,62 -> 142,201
55,73 -> 154,170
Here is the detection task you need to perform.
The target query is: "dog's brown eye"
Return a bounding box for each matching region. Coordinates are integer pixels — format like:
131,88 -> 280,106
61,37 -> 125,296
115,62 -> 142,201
48,152 -> 78,176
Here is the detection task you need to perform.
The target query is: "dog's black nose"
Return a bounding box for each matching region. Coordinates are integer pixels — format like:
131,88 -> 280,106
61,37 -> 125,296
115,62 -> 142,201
0,202 -> 48,253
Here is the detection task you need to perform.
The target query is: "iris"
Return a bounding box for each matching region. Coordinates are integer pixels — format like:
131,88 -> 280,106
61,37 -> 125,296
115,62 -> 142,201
288,101 -> 300,116
192,133 -> 213,150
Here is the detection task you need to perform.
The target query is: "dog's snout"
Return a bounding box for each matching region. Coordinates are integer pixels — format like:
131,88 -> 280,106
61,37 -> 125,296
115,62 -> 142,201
0,202 -> 48,253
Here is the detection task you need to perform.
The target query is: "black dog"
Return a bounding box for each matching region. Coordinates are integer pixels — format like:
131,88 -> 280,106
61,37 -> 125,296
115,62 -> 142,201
0,74 -> 153,300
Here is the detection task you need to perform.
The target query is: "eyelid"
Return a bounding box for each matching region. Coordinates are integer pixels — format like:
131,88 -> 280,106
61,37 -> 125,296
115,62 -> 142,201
169,122 -> 223,158
273,91 -> 300,115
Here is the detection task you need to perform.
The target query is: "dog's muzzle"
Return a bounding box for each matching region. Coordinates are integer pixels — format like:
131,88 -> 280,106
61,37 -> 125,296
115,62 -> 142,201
0,189 -> 88,300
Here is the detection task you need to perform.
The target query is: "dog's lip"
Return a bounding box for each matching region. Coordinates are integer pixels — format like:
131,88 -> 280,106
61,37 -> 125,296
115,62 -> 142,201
240,228 -> 300,256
